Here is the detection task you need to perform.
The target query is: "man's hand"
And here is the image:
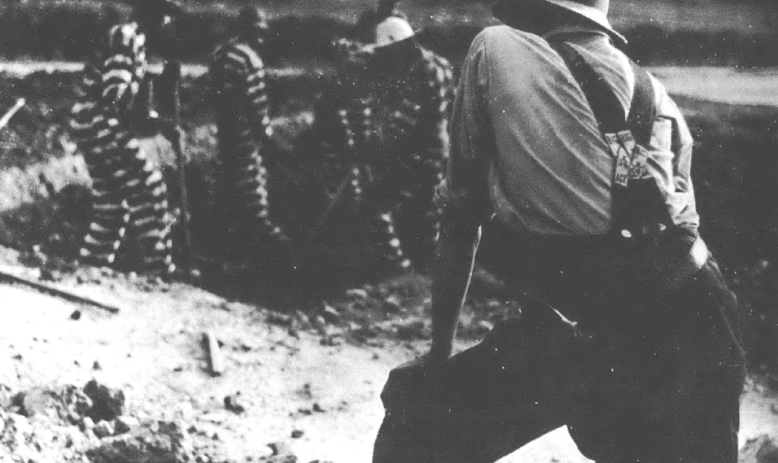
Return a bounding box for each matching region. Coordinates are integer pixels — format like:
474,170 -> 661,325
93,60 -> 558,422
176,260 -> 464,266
394,352 -> 447,374
383,353 -> 445,407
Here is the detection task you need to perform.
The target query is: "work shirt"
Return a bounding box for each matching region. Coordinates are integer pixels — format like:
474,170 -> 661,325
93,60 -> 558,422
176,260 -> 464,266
439,25 -> 698,236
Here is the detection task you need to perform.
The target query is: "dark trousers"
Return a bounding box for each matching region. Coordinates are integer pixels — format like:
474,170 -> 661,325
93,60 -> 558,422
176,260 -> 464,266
374,224 -> 746,463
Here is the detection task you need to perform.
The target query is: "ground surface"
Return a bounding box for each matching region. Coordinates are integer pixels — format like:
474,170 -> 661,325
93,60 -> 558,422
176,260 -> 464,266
0,244 -> 777,463
1,53 -> 778,463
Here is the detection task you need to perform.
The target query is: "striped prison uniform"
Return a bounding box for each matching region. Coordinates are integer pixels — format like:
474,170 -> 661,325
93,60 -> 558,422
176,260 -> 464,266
209,38 -> 290,260
312,38 -> 413,272
370,46 -> 455,272
70,22 -> 175,274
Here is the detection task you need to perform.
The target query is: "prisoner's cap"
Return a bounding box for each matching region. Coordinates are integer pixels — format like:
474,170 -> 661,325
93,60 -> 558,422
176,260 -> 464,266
374,16 -> 415,48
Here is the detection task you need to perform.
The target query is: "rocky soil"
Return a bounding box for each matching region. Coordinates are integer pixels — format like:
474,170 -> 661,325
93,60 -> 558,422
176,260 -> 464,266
0,62 -> 777,463
0,242 -> 777,463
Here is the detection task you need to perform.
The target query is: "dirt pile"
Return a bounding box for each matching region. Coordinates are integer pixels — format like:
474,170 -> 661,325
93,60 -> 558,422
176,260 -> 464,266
1,380 -> 126,463
1,380 -> 312,463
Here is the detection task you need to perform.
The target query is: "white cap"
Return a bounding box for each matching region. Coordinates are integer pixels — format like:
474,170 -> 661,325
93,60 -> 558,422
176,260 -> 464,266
374,16 -> 415,48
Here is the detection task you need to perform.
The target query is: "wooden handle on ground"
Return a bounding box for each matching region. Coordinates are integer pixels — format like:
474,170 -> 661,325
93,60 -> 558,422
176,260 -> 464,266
203,331 -> 224,377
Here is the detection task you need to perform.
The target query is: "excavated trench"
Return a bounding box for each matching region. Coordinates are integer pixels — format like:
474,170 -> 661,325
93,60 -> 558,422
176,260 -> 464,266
1,68 -> 777,370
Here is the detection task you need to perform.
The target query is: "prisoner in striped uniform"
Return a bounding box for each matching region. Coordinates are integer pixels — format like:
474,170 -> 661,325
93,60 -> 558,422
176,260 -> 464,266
366,12 -> 455,272
69,0 -> 181,274
313,37 -> 413,273
209,6 -> 290,263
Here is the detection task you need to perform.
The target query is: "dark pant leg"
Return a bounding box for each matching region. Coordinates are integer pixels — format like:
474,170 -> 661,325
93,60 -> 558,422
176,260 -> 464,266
373,303 -> 591,463
568,257 -> 746,463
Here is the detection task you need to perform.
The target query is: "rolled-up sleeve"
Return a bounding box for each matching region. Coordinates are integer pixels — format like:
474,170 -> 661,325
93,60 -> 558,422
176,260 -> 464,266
436,33 -> 493,223
649,75 -> 699,230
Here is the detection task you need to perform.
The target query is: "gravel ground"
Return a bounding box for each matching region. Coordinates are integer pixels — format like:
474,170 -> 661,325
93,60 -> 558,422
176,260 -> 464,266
0,244 -> 776,463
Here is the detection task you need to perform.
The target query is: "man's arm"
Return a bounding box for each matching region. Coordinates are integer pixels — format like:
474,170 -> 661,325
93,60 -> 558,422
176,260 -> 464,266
426,32 -> 492,364
428,210 -> 481,362
649,74 -> 699,231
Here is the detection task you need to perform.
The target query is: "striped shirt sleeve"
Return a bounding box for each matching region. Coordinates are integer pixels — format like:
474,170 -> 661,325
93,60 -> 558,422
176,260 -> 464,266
415,52 -> 455,163
101,23 -> 146,115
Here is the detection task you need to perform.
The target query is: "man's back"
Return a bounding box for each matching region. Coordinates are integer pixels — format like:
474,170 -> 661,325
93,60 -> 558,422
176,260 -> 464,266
375,3 -> 745,463
447,25 -> 697,236
209,38 -> 269,130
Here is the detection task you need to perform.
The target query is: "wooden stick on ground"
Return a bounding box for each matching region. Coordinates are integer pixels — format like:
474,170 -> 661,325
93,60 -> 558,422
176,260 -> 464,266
0,98 -> 25,131
203,331 -> 224,377
0,270 -> 120,314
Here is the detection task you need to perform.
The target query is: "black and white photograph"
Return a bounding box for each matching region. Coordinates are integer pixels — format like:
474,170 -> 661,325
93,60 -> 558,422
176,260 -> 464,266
0,0 -> 777,461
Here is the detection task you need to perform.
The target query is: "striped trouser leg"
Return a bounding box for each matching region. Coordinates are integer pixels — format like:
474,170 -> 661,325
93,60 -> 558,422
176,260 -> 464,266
221,142 -> 291,251
78,132 -> 130,267
126,143 -> 175,275
365,195 -> 411,273
78,185 -> 130,267
126,173 -> 175,275
101,135 -> 174,275
395,162 -> 444,271
371,211 -> 411,273
344,100 -> 410,272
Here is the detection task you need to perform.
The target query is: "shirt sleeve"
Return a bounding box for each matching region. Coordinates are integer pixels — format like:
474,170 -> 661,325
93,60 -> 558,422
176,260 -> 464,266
436,32 -> 493,222
649,74 -> 699,230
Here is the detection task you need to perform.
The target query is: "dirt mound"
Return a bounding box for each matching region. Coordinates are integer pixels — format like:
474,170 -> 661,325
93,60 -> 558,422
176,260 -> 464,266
1,380 -> 308,463
0,63 -> 776,388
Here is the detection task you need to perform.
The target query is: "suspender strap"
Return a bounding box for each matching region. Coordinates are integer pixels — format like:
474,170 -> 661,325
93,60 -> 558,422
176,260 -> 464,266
549,40 -> 673,232
549,41 -> 656,150
548,39 -> 708,296
625,60 -> 656,148
550,41 -> 627,134
549,41 -> 655,145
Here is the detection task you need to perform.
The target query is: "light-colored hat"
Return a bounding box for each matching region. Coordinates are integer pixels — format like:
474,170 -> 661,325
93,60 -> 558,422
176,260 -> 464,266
374,16 -> 415,48
492,0 -> 626,46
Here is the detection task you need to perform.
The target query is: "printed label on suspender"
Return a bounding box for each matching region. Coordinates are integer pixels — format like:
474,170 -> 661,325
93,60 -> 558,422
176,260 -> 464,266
617,130 -> 636,154
604,133 -> 621,158
606,130 -> 650,186
629,144 -> 650,180
605,131 -> 632,187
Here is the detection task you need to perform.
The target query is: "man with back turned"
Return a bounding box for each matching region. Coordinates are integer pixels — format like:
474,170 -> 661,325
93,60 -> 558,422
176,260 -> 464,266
373,1 -> 746,462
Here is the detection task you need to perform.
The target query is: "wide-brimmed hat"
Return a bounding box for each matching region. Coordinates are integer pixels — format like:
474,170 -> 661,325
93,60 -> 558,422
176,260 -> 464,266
492,0 -> 626,46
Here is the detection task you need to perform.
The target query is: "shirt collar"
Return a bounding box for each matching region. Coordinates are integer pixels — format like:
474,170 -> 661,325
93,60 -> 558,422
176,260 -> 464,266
543,24 -> 612,43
